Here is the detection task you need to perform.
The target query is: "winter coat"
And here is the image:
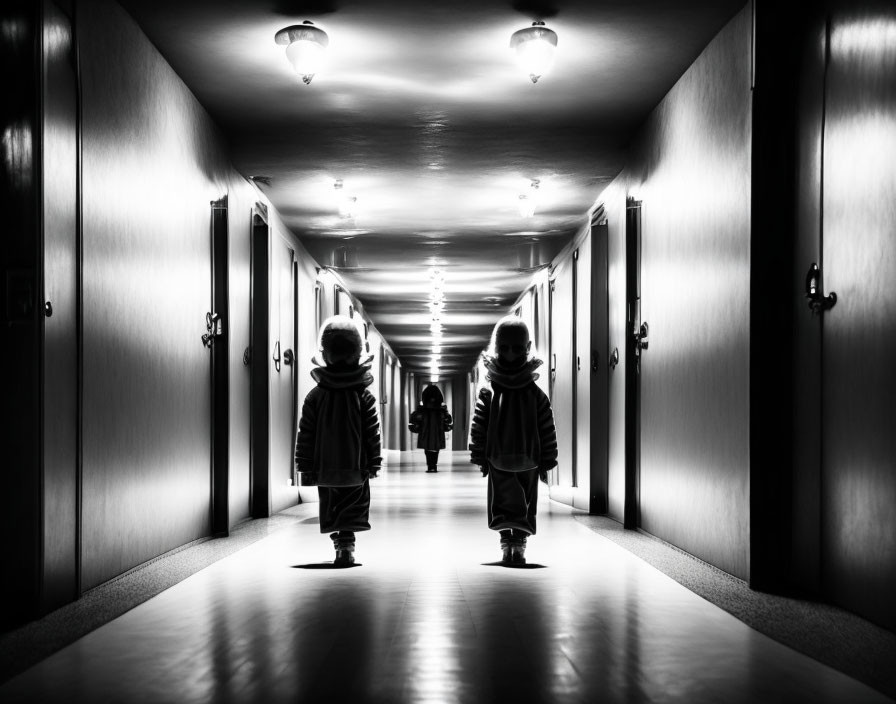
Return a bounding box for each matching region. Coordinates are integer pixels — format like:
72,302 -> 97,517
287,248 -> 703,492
469,356 -> 557,475
409,403 -> 453,451
295,361 -> 382,487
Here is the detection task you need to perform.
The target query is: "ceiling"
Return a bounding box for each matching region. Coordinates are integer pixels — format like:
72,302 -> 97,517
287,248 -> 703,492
121,0 -> 745,376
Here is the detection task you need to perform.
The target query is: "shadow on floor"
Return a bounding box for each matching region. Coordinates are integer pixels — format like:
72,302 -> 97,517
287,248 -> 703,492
481,561 -> 547,569
292,563 -> 363,569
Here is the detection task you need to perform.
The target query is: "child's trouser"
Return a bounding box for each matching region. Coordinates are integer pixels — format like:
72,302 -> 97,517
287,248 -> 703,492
487,467 -> 539,535
424,449 -> 439,469
318,480 -> 371,533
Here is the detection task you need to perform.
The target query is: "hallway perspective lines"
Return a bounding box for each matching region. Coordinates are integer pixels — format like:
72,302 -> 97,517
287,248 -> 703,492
0,452 -> 890,703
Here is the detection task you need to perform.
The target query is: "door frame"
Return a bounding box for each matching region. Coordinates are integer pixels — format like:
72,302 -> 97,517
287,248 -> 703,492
571,247 -> 579,488
624,198 -> 642,529
210,196 -> 229,534
589,209 -> 610,514
249,202 -> 271,517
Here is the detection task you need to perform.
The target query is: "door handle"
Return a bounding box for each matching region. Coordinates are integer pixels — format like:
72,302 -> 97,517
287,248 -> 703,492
282,348 -> 294,366
273,340 -> 281,372
805,263 -> 837,314
609,347 -> 619,370
202,312 -> 223,348
636,321 -> 649,351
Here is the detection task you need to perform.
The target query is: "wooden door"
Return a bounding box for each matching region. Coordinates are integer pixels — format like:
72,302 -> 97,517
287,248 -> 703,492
209,197 -> 229,534
270,233 -> 297,514
573,244 -> 588,494
589,218 -> 610,514
250,206 -> 271,516
549,263 -> 575,492
819,4 -> 896,630
41,0 -> 79,611
624,200 -> 643,529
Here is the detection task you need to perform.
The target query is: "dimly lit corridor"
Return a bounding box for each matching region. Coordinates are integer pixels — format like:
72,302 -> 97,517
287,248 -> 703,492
1,453 -> 892,703
4,0 -> 896,701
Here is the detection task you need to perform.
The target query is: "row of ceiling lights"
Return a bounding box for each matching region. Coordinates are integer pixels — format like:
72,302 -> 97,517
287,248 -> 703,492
429,268 -> 445,381
331,178 -> 542,221
275,21 -> 559,86
272,22 -> 553,379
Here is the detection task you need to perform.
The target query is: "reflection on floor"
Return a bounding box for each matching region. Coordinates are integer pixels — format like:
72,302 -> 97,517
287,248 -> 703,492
0,452 -> 890,703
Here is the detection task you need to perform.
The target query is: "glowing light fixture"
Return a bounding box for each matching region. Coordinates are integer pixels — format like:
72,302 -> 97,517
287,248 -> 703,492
510,21 -> 558,83
334,179 -> 357,219
427,268 -> 447,376
518,178 -> 540,217
275,21 -> 329,85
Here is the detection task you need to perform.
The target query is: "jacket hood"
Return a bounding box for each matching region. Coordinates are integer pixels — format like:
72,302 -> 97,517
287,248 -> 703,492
421,384 -> 444,407
311,356 -> 375,389
482,355 -> 542,389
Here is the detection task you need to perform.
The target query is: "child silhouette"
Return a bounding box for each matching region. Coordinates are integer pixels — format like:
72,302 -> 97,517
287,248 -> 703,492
470,316 -> 557,564
295,316 -> 381,565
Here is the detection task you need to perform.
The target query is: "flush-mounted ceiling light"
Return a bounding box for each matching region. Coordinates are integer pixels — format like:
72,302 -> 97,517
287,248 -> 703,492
510,21 -> 558,83
518,178 -> 540,217
275,21 -> 329,85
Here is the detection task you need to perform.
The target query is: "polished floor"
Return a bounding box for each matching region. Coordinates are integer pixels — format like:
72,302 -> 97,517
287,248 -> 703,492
1,452 -> 890,703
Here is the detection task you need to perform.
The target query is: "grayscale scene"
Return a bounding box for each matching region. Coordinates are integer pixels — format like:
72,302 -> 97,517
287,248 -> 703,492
2,0 -> 895,702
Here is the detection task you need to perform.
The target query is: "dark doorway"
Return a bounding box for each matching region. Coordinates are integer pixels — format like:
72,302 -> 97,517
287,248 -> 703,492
589,211 -> 610,514
249,204 -> 298,517
250,204 -> 271,517
210,197 -> 229,533
624,198 -> 642,530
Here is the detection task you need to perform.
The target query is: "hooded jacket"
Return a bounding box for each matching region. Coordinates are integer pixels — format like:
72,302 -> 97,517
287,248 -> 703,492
409,386 -> 453,451
295,360 -> 382,487
469,355 -> 557,473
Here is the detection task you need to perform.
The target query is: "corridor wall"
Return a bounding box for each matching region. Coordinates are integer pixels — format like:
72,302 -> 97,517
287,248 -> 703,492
591,6 -> 752,578
79,0 -> 234,589
74,0 -> 334,587
0,0 -> 366,623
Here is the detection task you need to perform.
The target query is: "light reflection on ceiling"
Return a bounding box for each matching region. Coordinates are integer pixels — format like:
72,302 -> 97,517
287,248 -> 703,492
120,0 -> 746,375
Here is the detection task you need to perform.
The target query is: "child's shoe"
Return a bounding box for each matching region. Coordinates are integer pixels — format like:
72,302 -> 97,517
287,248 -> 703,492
334,546 -> 355,566
330,532 -> 356,566
499,530 -> 513,563
510,536 -> 527,565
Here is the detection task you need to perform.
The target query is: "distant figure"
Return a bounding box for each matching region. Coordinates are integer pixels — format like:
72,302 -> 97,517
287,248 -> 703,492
469,316 -> 557,564
295,316 -> 382,566
408,384 -> 453,473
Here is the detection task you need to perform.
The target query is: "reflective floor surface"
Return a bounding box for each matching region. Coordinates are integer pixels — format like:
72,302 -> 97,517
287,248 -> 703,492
1,452 -> 890,703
